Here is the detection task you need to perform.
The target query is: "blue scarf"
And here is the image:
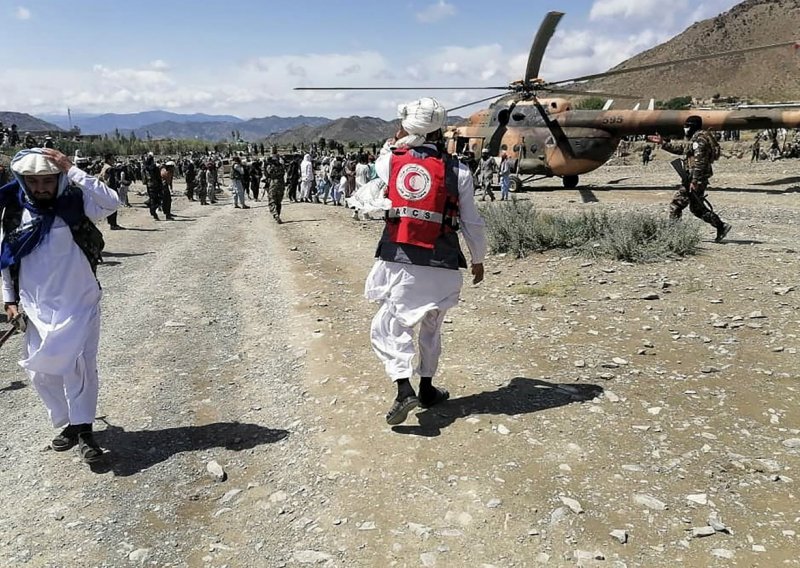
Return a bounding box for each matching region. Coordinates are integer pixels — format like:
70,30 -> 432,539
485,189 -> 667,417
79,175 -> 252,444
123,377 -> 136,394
0,179 -> 86,270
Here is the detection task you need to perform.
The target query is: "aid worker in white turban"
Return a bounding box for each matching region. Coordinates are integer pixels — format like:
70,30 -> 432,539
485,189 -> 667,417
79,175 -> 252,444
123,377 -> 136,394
1,148 -> 119,463
364,97 -> 487,425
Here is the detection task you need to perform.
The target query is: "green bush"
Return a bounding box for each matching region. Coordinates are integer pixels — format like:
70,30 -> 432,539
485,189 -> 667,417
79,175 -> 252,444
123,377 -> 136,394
480,200 -> 702,262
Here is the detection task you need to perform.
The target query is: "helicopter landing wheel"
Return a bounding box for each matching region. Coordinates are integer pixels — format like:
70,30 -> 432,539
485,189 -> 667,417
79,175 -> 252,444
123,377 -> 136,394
562,175 -> 579,189
509,175 -> 523,193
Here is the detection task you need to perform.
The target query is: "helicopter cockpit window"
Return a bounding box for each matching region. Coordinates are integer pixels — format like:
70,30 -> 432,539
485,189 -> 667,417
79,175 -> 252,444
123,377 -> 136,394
512,144 -> 521,152
529,143 -> 538,153
512,112 -> 526,122
501,144 -> 508,151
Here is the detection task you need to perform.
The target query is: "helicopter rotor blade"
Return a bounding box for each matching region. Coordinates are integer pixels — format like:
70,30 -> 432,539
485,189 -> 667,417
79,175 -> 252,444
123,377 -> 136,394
531,95 -> 574,159
549,39 -> 799,85
294,86 -> 508,91
524,11 -> 564,83
544,88 -> 641,99
447,93 -> 511,113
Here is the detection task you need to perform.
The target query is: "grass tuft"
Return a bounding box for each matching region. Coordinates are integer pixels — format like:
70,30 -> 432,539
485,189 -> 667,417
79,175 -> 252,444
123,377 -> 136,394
480,200 -> 702,262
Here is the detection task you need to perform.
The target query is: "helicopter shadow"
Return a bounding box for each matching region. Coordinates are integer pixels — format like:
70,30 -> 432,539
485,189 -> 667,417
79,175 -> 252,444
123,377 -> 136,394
585,185 -> 794,195
392,377 -> 603,438
89,420 -> 290,476
754,176 -> 800,186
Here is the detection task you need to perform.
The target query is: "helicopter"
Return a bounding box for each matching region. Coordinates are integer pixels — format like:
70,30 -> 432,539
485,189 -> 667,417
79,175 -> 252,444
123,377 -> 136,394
296,12 -> 800,190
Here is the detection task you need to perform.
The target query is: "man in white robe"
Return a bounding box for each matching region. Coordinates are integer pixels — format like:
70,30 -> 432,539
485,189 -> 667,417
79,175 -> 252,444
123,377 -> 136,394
1,148 -> 119,462
364,98 -> 487,425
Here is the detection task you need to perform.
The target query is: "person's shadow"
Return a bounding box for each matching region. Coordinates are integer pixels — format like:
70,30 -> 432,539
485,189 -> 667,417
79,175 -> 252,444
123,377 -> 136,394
393,377 -> 603,437
90,420 -> 289,476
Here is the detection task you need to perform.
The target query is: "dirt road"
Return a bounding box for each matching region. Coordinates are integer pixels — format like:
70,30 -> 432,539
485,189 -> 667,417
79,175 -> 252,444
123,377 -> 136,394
1,157 -> 798,567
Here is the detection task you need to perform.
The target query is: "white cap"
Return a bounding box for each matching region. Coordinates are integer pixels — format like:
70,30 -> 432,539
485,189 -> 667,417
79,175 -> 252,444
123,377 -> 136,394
397,97 -> 447,136
10,151 -> 60,176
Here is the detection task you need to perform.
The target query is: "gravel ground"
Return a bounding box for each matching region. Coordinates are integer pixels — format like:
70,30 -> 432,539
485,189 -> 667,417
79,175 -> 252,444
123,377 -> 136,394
0,155 -> 798,567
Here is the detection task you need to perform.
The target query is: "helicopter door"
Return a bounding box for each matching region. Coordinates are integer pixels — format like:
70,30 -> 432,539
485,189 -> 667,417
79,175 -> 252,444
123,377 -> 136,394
455,136 -> 471,154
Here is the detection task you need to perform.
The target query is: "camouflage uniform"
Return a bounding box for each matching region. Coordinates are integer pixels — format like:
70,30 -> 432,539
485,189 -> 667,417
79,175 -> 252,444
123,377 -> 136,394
264,156 -> 286,223
661,130 -> 728,237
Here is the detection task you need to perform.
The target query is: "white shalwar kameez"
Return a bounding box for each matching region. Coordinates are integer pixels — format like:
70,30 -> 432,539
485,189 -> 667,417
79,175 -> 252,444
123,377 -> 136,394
1,167 -> 119,427
365,144 -> 487,382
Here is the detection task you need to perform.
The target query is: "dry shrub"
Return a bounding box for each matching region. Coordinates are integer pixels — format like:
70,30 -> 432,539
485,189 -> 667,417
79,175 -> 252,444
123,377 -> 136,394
480,200 -> 702,262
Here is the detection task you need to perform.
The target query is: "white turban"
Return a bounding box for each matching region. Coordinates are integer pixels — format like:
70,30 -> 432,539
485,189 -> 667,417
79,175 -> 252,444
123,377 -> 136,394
10,149 -> 60,176
397,97 -> 447,136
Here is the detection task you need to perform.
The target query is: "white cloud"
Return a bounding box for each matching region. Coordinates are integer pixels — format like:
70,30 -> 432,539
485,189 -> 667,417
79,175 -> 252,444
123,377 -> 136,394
416,0 -> 456,23
15,6 -> 31,20
590,0 -> 687,20
539,28 -> 670,83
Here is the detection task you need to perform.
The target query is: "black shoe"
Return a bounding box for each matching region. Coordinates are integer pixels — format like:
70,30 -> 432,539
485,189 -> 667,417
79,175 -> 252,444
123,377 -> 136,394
418,386 -> 450,409
152,214 -> 160,221
234,204 -> 241,209
78,431 -> 103,463
166,215 -> 176,220
715,223 -> 732,243
51,425 -> 82,451
386,395 -> 419,425
109,225 -> 123,230
242,205 -> 250,209
275,216 -> 283,224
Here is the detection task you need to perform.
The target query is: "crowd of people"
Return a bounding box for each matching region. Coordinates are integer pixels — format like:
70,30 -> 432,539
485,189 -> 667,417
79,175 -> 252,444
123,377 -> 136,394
7,95 -> 797,463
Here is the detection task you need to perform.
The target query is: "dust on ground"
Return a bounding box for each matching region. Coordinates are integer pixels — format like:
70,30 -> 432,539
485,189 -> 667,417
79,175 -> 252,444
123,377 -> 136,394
0,155 -> 798,567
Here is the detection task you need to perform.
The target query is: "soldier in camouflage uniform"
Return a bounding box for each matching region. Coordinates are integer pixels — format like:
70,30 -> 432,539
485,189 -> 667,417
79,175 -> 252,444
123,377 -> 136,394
657,117 -> 731,243
263,151 -> 285,224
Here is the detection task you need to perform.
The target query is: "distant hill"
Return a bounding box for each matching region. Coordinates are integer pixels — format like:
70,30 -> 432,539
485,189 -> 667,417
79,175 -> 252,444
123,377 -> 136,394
127,115 -> 332,142
584,0 -> 800,102
264,115 -> 467,146
39,111 -> 245,134
0,111 -> 62,132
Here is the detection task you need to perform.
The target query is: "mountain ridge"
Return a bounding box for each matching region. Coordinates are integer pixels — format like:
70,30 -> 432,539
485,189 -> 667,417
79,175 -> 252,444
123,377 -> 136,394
584,0 -> 800,102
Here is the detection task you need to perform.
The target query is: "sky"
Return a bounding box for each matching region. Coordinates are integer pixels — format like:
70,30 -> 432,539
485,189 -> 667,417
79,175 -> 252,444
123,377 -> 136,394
0,0 -> 742,119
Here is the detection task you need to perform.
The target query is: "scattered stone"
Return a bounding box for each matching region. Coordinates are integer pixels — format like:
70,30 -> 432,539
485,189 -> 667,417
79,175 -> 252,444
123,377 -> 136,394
496,424 -> 511,436
711,549 -> 735,560
605,390 -> 620,403
640,293 -> 660,300
752,545 -> 766,553
293,550 -> 332,564
206,460 -> 226,482
532,303 -> 545,311
574,360 -> 586,368
420,552 -> 437,567
220,489 -> 242,504
692,526 -> 716,538
408,523 -> 432,538
748,310 -> 766,319
486,499 -> 502,509
612,357 -> 629,365
358,521 -> 377,530
633,494 -> 667,511
700,366 -> 719,374
164,320 -> 186,328
559,496 -> 584,514
708,515 -> 729,534
647,407 -> 662,416
270,490 -> 288,503
686,494 -> 708,505
129,549 -> 150,565
782,438 -> 800,449
773,286 -> 794,295
610,529 -> 628,544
